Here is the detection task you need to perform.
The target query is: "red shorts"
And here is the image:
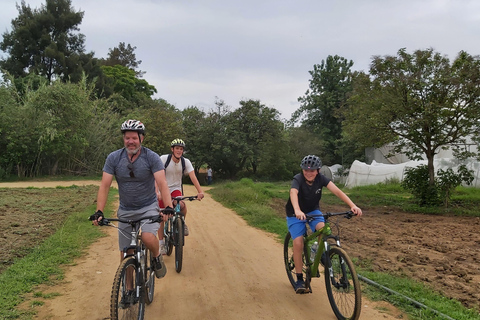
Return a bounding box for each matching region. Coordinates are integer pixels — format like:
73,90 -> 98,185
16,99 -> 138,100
158,189 -> 182,208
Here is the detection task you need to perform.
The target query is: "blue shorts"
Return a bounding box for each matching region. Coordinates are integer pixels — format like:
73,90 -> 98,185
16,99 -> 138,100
286,209 -> 325,239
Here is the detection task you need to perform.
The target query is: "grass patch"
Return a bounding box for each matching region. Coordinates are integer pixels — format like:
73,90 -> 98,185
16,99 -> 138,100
0,186 -> 117,320
358,270 -> 480,320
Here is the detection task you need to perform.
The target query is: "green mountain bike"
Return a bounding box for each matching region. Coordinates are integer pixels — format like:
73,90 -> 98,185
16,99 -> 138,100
284,211 -> 362,320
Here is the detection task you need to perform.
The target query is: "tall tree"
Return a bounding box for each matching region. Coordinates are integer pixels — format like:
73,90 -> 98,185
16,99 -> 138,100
0,0 -> 87,83
103,42 -> 145,77
294,55 -> 354,164
211,99 -> 284,178
344,48 -> 480,185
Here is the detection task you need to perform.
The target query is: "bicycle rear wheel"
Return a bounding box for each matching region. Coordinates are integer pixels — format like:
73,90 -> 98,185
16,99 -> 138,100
174,217 -> 184,273
165,218 -> 174,256
283,232 -> 311,292
324,246 -> 361,320
111,257 -> 145,320
141,243 -> 155,305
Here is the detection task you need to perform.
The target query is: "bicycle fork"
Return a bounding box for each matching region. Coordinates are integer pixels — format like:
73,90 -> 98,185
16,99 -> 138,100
324,238 -> 351,290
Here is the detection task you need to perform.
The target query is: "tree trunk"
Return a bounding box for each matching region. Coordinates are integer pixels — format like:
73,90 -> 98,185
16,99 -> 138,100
427,152 -> 435,186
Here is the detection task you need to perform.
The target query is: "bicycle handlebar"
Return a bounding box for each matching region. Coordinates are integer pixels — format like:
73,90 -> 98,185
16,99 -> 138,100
306,211 -> 355,221
91,207 -> 175,226
172,195 -> 198,202
96,214 -> 161,226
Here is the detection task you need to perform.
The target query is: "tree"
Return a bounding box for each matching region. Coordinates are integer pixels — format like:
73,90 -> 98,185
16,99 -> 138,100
100,65 -> 156,101
103,42 -> 145,77
181,106 -> 209,172
0,0 -> 88,83
209,99 -> 284,178
294,55 -> 354,164
344,48 -> 480,185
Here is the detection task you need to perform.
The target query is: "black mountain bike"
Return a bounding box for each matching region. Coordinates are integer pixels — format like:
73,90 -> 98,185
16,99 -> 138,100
164,195 -> 198,273
94,208 -> 171,320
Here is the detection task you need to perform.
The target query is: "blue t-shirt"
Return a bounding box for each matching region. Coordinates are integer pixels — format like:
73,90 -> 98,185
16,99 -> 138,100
103,147 -> 164,210
285,172 -> 331,217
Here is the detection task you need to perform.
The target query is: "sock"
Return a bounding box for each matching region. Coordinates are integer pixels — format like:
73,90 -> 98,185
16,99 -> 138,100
296,273 -> 303,281
159,239 -> 165,245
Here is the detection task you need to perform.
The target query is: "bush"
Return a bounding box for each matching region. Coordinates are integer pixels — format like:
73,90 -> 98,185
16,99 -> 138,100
402,164 -> 474,207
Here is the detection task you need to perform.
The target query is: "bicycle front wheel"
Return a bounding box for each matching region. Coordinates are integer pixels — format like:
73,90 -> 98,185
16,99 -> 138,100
142,243 -> 155,305
324,246 -> 361,320
174,217 -> 184,273
111,257 -> 145,320
283,232 -> 311,292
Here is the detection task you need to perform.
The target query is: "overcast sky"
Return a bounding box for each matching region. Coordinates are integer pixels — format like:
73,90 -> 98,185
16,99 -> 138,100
1,0 -> 480,120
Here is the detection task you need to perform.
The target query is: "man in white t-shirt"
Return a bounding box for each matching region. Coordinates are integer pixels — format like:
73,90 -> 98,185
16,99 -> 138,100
157,139 -> 204,254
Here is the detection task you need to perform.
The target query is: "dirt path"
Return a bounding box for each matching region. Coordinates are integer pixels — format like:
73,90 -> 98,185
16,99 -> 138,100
2,182 -> 402,320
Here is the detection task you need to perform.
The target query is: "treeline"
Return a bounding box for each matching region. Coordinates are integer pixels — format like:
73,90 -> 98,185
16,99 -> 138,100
2,0 -> 480,184
0,79 -> 338,180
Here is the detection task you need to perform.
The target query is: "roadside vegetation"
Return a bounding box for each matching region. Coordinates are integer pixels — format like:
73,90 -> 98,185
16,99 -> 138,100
209,178 -> 480,320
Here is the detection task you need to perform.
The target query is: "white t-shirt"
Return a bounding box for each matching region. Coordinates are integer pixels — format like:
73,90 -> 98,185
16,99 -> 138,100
160,154 -> 194,192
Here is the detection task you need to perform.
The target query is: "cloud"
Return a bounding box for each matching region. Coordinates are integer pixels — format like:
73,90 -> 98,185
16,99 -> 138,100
1,0 -> 480,119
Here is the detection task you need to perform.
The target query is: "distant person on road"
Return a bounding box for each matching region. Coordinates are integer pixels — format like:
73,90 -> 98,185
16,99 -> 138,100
286,154 -> 362,294
157,139 -> 204,254
90,119 -> 173,279
207,166 -> 213,185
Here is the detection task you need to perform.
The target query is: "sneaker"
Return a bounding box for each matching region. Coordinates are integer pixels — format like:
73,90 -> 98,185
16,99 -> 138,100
120,290 -> 135,308
294,279 -> 307,294
184,223 -> 189,236
153,255 -> 167,278
159,242 -> 167,255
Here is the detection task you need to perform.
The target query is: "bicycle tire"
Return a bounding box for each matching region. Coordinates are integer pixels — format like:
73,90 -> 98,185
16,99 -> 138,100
165,218 -> 174,256
324,246 -> 361,320
142,242 -> 155,305
283,232 -> 311,292
111,256 -> 145,320
174,217 -> 184,273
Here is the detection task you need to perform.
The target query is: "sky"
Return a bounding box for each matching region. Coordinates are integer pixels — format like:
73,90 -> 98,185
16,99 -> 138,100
1,0 -> 480,120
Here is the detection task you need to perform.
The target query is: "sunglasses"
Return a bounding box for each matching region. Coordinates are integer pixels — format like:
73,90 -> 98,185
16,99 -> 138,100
127,163 -> 135,178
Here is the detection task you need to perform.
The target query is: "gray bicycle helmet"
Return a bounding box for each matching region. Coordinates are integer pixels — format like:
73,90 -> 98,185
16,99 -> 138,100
300,155 -> 322,170
121,119 -> 145,134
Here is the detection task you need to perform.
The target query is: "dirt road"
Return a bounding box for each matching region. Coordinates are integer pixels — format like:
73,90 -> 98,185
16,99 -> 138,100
1,182 -> 401,320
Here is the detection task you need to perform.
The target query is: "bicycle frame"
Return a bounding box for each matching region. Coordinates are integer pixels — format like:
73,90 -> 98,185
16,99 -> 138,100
304,223 -> 336,276
304,211 -> 353,275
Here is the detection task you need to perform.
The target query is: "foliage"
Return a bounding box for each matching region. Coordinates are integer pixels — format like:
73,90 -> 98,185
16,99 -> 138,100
0,0 -> 89,83
436,164 -> 474,207
205,99 -> 289,179
102,42 -> 145,77
0,78 -> 119,177
137,98 -> 184,155
344,48 -> 480,186
401,164 -> 474,207
402,165 -> 439,206
100,65 -> 156,101
294,55 -> 355,165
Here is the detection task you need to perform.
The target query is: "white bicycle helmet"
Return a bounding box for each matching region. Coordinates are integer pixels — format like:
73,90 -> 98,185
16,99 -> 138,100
121,119 -> 145,134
